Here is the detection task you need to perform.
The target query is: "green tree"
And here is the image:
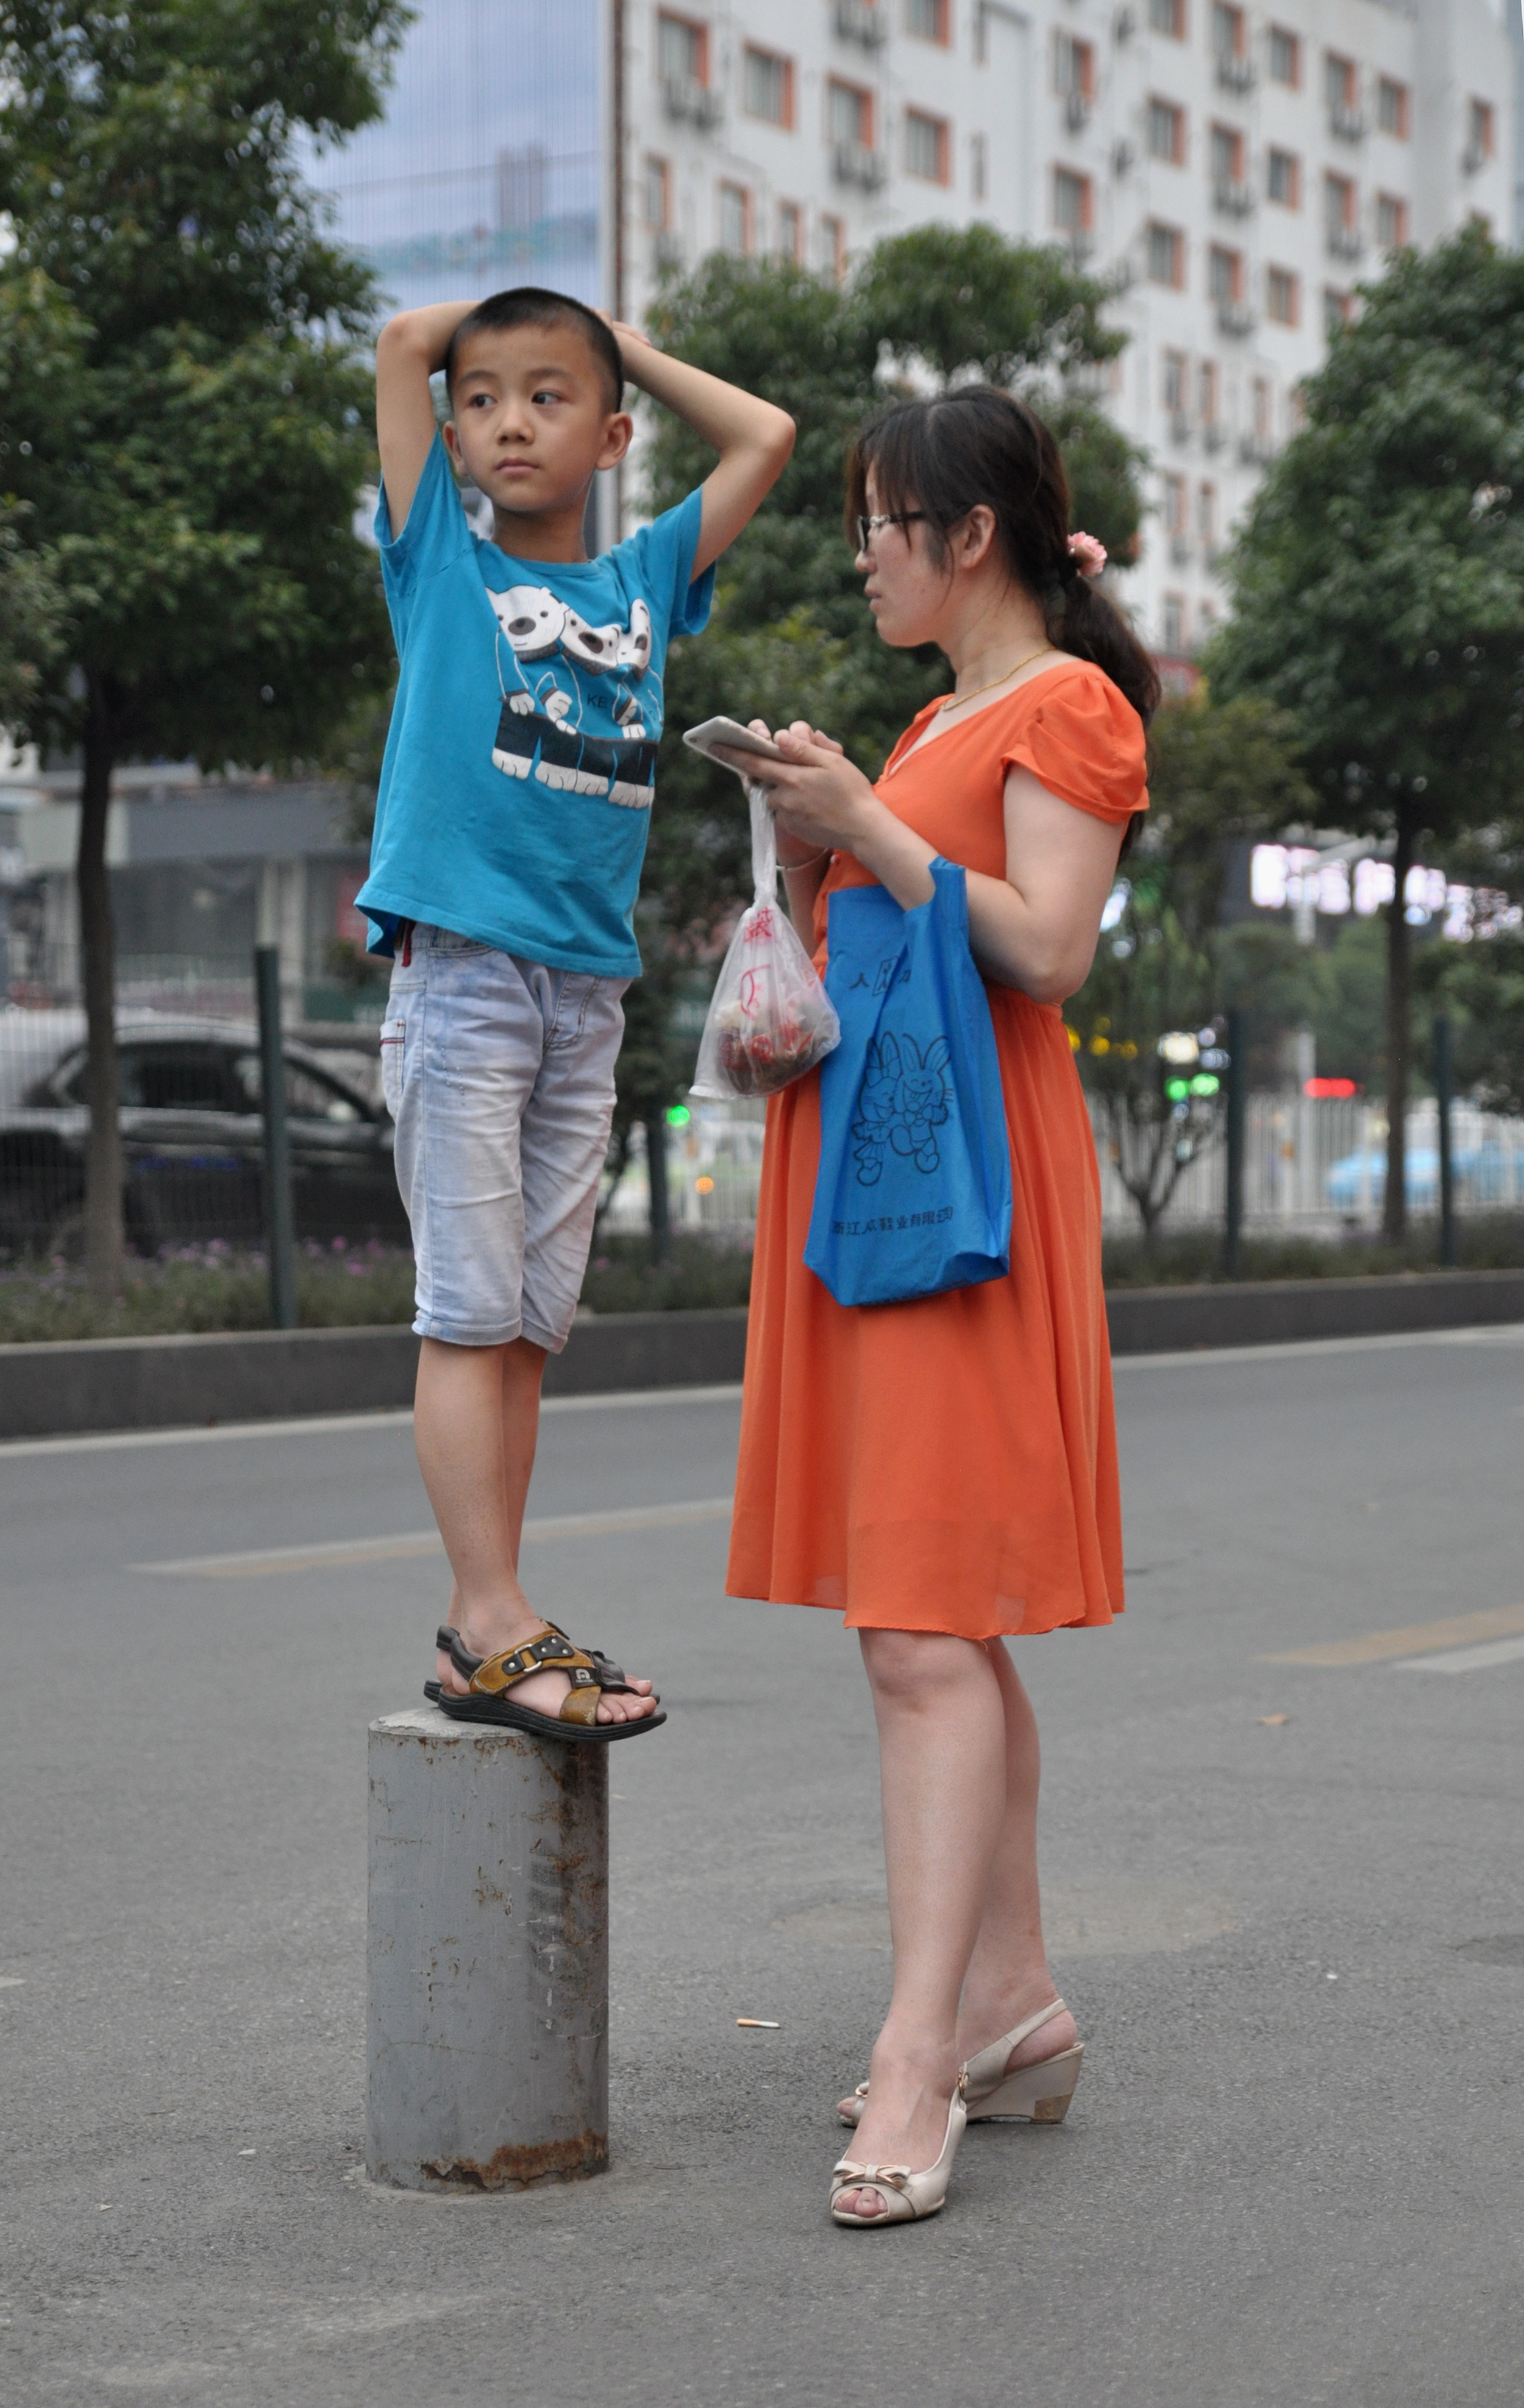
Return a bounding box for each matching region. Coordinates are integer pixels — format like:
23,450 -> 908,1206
0,501 -> 65,726
0,0 -> 407,1293
1210,227 -> 1524,1238
623,232 -> 1148,1228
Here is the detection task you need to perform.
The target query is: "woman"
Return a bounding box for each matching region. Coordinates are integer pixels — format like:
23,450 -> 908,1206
720,388 -> 1157,2227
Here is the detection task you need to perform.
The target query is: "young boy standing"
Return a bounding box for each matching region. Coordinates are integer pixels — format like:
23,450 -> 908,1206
361,288 -> 792,1741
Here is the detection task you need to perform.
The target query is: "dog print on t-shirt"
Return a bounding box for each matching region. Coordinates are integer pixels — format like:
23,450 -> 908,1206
487,585 -> 658,810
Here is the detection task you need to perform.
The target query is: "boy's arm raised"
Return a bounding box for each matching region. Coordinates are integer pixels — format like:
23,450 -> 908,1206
375,302 -> 478,538
609,321 -> 794,578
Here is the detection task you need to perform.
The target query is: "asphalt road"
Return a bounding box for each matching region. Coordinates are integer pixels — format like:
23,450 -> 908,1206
3,1324 -> 1523,2408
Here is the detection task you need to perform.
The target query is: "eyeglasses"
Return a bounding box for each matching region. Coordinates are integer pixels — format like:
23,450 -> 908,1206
854,511 -> 927,553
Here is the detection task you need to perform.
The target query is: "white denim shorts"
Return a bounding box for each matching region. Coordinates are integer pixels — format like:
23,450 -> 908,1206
380,926 -> 627,1351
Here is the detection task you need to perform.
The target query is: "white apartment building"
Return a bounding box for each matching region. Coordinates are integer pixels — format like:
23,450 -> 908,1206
615,0 -> 1516,654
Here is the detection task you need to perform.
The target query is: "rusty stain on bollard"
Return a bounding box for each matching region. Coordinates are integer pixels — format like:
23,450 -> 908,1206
366,1706 -> 609,2193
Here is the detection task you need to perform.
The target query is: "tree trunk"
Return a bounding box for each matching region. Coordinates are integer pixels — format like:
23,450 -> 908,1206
1381,815 -> 1415,1245
77,684 -> 124,1300
646,1114 -> 669,1265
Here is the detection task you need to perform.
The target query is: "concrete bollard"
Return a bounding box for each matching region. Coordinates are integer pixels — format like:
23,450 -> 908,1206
366,1705 -> 609,2192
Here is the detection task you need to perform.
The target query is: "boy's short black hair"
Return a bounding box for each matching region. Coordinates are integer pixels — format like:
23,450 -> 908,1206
444,288 -> 624,414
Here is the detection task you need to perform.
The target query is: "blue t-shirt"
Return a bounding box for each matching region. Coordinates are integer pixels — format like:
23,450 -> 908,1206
357,435 -> 715,977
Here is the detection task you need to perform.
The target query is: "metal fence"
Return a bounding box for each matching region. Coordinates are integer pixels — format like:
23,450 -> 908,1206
602,1092 -> 1524,1242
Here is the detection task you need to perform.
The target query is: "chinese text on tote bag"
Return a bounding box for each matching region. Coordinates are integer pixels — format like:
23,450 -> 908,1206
804,858 -> 1013,1308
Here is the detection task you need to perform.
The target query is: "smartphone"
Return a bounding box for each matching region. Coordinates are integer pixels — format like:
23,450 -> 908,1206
682,715 -> 787,768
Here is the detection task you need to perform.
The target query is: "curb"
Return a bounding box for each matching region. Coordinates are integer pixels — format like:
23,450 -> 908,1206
1,1275 -> 1521,1441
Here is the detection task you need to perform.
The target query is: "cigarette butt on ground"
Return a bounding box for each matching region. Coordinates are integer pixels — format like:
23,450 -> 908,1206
1259,1713 -> 1291,1725
736,2017 -> 781,2029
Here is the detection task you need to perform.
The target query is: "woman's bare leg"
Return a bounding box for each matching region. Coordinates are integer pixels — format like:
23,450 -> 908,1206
417,1334 -> 653,1725
953,1641 -> 1075,2069
837,1628 -> 1007,2218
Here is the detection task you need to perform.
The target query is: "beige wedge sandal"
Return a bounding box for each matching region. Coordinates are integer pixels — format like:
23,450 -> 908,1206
830,2087 -> 967,2228
838,1997 -> 1083,2129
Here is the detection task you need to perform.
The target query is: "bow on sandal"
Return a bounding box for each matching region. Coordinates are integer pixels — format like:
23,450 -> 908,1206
424,1621 -> 666,1746
830,2089 -> 967,2228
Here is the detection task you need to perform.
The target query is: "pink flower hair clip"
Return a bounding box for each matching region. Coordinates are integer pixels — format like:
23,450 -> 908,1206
1067,531 -> 1108,580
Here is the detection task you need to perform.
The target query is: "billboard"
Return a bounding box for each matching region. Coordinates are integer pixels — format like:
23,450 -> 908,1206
303,0 -> 606,321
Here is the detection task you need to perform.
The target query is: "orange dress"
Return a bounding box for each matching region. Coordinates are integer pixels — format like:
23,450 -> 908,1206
725,657 -> 1148,1642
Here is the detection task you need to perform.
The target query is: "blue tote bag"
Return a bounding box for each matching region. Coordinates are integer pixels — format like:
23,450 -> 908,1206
804,858 -> 1013,1308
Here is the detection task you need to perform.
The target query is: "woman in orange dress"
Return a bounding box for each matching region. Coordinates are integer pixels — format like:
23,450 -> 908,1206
717,388 -> 1158,2227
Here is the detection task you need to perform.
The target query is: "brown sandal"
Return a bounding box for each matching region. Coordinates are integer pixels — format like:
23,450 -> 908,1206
424,1621 -> 666,1745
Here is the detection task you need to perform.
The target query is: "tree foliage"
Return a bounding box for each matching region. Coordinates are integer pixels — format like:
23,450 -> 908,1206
0,0 -> 408,1291
1209,226 -> 1524,1232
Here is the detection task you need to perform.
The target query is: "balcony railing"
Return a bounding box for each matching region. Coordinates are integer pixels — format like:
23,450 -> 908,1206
1217,297 -> 1258,338
663,76 -> 723,129
833,141 -> 888,191
1328,101 -> 1366,142
1201,420 -> 1226,454
834,0 -> 887,46
1326,222 -> 1364,260
1239,430 -> 1277,466
1064,89 -> 1092,134
1167,409 -> 1193,447
1215,52 -> 1256,93
1212,176 -> 1255,218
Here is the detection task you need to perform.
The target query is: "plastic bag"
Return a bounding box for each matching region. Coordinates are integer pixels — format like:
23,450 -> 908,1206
690,779 -> 841,1099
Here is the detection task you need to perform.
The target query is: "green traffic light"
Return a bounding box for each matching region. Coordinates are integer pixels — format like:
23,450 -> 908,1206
666,1104 -> 691,1126
1190,1073 -> 1221,1096
1164,1076 -> 1191,1100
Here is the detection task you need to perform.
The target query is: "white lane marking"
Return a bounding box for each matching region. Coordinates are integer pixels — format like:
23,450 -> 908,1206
1113,1322 -> 1524,1373
134,1495 -> 735,1576
1392,1636 -> 1524,1676
0,1385 -> 744,1462
0,1976 -> 24,1989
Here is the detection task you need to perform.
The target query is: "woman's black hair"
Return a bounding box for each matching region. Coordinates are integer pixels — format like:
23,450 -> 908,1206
846,386 -> 1161,728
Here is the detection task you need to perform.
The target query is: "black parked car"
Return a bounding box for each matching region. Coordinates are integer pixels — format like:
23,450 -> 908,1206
0,1019 -> 408,1258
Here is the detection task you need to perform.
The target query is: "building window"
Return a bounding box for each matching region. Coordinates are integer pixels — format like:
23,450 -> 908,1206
1163,473 -> 1188,538
1147,99 -> 1186,165
643,156 -> 671,230
1325,53 -> 1356,114
1323,288 -> 1353,336
906,110 -> 950,184
1377,78 -> 1409,140
1267,147 -> 1300,208
1268,26 -> 1300,87
657,12 -> 708,87
1197,358 -> 1219,425
1211,124 -> 1244,188
1208,244 -> 1242,304
1324,172 -> 1356,240
718,182 -> 752,255
1376,192 -> 1408,250
1163,349 -> 1187,413
1266,265 -> 1299,326
1211,4 -> 1245,60
1162,594 -> 1187,655
1196,483 -> 1216,546
1149,0 -> 1185,36
776,199 -> 803,261
828,78 -> 874,151
819,211 -> 847,282
906,0 -> 950,43
970,132 -> 987,201
1053,166 -> 1094,233
743,46 -> 794,128
1054,34 -> 1095,112
1147,222 -> 1185,287
1467,101 -> 1495,166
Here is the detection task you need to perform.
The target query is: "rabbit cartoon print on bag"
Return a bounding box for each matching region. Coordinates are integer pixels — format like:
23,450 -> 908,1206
487,584 -> 658,808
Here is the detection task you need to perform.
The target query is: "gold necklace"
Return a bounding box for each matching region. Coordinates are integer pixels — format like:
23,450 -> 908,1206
937,643 -> 1055,715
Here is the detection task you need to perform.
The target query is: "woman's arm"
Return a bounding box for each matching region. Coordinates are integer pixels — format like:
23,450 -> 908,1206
607,321 -> 794,578
714,725 -> 1126,1005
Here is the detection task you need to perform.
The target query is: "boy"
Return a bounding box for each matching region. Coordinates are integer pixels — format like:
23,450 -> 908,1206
361,288 -> 792,1739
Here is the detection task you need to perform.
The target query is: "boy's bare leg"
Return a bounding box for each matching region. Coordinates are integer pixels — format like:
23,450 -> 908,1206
416,1335 -> 654,1724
